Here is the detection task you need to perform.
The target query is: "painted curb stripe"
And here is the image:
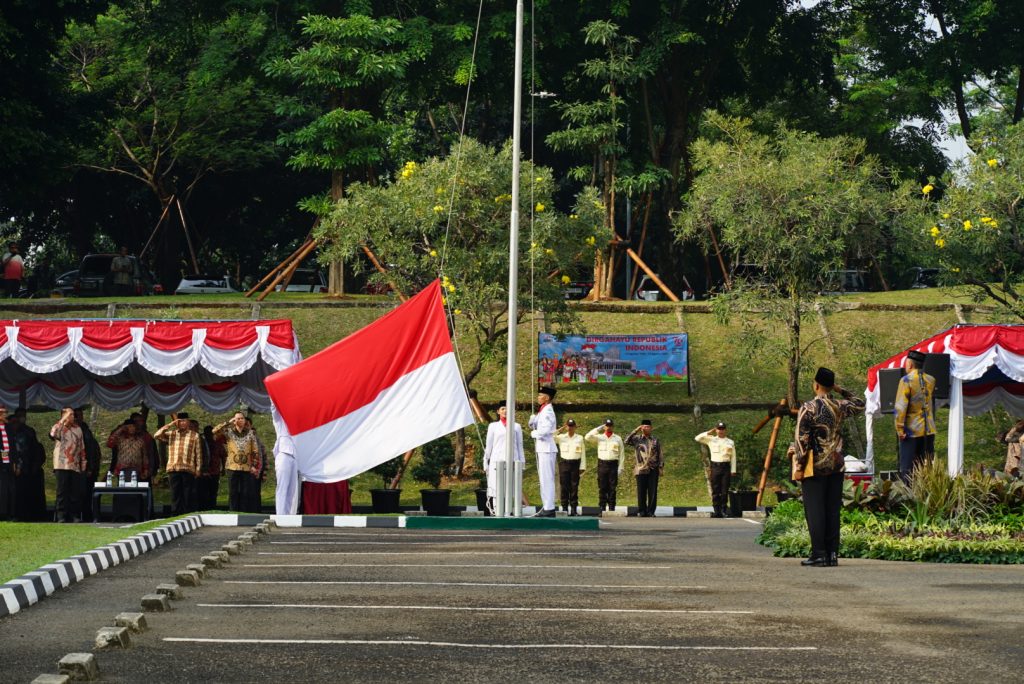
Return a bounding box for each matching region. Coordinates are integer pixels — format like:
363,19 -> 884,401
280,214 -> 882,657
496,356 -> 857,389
0,515 -> 204,619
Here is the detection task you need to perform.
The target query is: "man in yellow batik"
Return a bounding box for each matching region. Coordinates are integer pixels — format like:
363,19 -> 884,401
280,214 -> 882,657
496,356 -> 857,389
894,349 -> 936,482
213,411 -> 263,513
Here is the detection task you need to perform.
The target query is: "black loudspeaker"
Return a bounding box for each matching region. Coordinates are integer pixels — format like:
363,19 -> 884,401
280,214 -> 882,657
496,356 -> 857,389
878,368 -> 904,414
924,353 -> 950,400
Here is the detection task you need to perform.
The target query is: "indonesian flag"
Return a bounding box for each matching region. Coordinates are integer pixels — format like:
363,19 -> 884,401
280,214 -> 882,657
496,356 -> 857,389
264,280 -> 474,482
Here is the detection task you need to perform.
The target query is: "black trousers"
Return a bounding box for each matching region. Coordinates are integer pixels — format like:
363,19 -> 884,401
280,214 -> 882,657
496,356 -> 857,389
228,471 -> 251,512
597,460 -> 618,510
248,475 -> 263,513
899,434 -> 934,482
78,473 -> 95,522
168,471 -> 195,515
55,469 -> 80,522
636,471 -> 659,516
197,476 -> 220,510
0,464 -> 14,520
558,458 -> 581,508
710,462 -> 732,514
802,471 -> 844,556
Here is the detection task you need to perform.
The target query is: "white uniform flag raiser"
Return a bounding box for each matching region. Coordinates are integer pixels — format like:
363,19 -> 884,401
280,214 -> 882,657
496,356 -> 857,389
264,280 -> 475,482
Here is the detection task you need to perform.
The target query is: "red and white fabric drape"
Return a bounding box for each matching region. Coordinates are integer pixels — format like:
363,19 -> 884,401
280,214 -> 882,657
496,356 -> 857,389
0,319 -> 300,413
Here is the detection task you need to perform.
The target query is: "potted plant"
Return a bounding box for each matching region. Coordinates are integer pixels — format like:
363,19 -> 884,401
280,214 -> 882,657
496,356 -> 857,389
369,455 -> 404,514
412,436 -> 455,515
467,424 -> 490,515
728,465 -> 760,517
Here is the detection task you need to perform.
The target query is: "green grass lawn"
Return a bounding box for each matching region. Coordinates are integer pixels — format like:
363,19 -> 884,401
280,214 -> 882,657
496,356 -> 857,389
0,518 -> 177,584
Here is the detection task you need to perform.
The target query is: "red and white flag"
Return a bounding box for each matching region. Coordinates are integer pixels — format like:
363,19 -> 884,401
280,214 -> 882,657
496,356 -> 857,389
265,280 -> 474,482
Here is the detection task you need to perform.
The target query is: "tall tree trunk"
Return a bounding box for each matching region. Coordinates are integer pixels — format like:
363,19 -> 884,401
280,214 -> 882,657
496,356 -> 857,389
329,168 -> 345,295
1013,65 -> 1024,124
787,289 -> 802,408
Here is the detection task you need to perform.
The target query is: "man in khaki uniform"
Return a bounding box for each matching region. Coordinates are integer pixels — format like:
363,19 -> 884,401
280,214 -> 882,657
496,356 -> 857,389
585,419 -> 624,512
554,418 -> 586,516
695,421 -> 736,518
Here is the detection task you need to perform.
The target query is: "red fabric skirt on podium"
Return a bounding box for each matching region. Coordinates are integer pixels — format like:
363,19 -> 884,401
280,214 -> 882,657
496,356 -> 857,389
301,480 -> 351,514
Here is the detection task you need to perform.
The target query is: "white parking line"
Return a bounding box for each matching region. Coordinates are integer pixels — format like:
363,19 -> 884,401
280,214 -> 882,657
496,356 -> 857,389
269,541 -> 624,546
243,563 -> 673,570
740,518 -> 764,525
198,603 -> 752,615
164,637 -> 814,652
257,551 -> 630,556
226,581 -> 706,589
278,532 -> 604,538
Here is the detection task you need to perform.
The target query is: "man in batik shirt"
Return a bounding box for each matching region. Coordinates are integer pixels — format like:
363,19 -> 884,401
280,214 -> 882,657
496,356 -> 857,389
213,412 -> 263,513
791,367 -> 864,568
50,407 -> 86,522
894,349 -> 936,482
627,419 -> 663,517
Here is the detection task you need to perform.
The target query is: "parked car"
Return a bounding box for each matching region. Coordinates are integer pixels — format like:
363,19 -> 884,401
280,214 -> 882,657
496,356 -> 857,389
275,268 -> 328,293
74,254 -> 158,297
905,266 -> 939,289
54,270 -> 78,297
819,269 -> 868,295
174,274 -> 237,295
562,280 -> 594,300
632,274 -> 694,301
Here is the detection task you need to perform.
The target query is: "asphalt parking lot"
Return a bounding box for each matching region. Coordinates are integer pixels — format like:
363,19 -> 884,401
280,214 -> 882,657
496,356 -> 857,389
1,518 -> 1022,682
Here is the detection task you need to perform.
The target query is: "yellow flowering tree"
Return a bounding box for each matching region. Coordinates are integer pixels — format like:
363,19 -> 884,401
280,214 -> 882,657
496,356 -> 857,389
899,121 -> 1024,321
319,137 -> 599,387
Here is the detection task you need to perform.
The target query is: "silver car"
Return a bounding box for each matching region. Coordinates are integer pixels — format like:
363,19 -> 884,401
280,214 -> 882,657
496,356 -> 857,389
174,274 -> 237,295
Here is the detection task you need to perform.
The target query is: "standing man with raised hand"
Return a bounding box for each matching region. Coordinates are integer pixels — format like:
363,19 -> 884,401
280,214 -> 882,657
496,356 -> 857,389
627,419 -> 663,517
695,421 -> 736,518
50,407 -> 86,522
155,412 -> 202,515
586,418 -> 624,513
213,411 -> 263,513
894,349 -> 936,482
528,386 -> 558,518
554,418 -> 586,516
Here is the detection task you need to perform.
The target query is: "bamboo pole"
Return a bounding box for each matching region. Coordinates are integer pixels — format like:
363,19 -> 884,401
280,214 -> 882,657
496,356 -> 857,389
389,449 -> 416,490
706,223 -> 731,290
360,243 -> 407,302
139,195 -> 176,261
625,248 -> 680,302
257,239 -> 318,301
175,198 -> 200,274
245,238 -> 314,297
755,399 -> 788,507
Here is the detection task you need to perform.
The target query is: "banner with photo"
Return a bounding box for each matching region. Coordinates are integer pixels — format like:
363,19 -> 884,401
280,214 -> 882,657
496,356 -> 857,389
538,333 -> 689,388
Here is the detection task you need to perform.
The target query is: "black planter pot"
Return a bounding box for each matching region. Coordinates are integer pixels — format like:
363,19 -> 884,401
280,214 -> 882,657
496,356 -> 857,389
420,488 -> 452,516
775,490 -> 795,503
728,490 -> 758,518
370,488 -> 402,514
474,488 -> 490,516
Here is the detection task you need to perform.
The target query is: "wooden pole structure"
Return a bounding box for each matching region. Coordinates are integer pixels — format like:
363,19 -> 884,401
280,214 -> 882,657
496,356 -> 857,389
360,243 -> 407,302
257,239 -> 318,301
175,198 -> 200,274
626,248 -> 680,302
706,222 -> 731,290
755,398 -> 788,507
469,395 -> 488,423
627,191 -> 653,299
389,449 -> 416,490
245,238 -> 314,297
139,195 -> 176,261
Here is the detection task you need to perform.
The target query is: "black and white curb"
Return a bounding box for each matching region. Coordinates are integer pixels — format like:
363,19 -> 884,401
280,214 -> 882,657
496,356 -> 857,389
0,516 -> 203,618
200,513 -> 406,528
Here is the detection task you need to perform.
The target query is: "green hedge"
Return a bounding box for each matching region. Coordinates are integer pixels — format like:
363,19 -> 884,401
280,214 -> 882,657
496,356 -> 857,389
759,499 -> 1024,564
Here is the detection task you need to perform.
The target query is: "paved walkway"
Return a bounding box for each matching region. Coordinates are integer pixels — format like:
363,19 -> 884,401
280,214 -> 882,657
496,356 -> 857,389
1,519 -> 1021,682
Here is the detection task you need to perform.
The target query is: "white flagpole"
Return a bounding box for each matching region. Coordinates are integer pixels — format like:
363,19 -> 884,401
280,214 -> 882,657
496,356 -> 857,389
502,0 -> 525,517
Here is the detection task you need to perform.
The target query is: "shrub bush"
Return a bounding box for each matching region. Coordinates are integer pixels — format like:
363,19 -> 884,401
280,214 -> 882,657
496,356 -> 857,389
411,436 -> 456,489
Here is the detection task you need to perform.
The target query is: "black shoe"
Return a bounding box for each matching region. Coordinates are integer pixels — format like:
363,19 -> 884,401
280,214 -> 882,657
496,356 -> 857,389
827,552 -> 839,567
569,507 -> 578,517
801,555 -> 828,567
532,508 -> 556,518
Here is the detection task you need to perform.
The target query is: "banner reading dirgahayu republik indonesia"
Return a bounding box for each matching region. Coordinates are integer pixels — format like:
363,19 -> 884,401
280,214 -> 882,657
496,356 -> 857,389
538,333 -> 688,385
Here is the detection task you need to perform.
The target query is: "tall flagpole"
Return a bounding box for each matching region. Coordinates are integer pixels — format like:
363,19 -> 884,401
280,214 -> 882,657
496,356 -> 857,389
502,0 -> 525,517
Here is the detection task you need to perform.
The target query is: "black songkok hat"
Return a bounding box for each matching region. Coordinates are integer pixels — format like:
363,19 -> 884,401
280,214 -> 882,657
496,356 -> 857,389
539,386 -> 557,399
641,419 -> 652,426
176,412 -> 190,420
814,367 -> 835,389
497,400 -> 507,409
907,349 -> 926,364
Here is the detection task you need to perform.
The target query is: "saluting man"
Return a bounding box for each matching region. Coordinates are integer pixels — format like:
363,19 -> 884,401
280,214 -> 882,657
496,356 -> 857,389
627,419 -> 663,517
554,418 -> 586,516
586,418 -> 624,513
529,386 -> 558,517
695,421 -> 736,518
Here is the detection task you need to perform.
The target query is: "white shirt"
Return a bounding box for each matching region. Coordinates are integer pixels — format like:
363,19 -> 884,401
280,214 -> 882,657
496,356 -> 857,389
483,420 -> 524,468
554,432 -> 586,470
528,403 -> 557,454
584,427 -> 624,473
695,430 -> 737,474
